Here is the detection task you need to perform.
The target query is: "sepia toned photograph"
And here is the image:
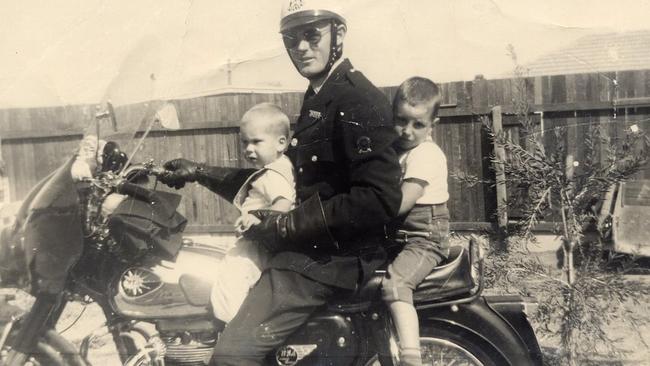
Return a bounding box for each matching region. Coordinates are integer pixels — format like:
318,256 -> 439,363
0,1 -> 649,365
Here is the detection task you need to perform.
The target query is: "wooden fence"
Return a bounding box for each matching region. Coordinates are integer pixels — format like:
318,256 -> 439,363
2,69 -> 650,232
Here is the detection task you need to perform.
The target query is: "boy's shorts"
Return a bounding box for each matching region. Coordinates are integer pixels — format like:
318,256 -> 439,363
382,203 -> 450,304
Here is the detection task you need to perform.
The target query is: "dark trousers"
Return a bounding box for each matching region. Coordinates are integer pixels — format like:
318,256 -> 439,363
209,268 -> 335,365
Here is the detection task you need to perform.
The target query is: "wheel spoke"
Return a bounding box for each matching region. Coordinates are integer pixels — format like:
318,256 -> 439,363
420,337 -> 484,366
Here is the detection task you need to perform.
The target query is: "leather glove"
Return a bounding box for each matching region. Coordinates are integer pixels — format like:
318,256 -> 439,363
244,195 -> 338,254
159,158 -> 201,189
243,210 -> 285,248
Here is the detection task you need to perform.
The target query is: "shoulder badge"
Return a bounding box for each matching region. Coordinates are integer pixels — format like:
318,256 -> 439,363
356,136 -> 372,154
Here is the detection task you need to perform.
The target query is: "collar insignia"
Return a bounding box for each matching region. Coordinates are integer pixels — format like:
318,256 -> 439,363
309,110 -> 322,119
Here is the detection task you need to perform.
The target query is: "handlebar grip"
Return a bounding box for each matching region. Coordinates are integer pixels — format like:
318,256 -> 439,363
148,166 -> 174,179
117,181 -> 158,203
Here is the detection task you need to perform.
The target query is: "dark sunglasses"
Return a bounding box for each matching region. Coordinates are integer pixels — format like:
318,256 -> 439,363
282,26 -> 331,49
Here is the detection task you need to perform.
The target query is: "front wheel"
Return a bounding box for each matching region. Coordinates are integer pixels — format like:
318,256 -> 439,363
419,327 -> 498,366
2,328 -> 87,366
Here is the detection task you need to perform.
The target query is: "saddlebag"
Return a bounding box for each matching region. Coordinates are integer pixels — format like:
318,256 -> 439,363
108,190 -> 187,261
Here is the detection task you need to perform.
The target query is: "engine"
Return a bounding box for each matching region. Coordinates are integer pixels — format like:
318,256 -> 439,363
156,318 -> 220,366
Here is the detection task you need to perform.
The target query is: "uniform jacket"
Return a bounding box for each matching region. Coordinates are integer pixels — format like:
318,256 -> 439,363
268,59 -> 402,290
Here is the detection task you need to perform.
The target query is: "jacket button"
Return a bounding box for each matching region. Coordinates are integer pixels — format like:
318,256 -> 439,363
291,138 -> 298,146
298,167 -> 304,174
311,155 -> 318,162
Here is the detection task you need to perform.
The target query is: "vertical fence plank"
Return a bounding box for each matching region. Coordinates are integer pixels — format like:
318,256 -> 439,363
574,74 -> 588,103
551,75 -> 567,104
633,70 -> 646,98
566,75 -> 577,103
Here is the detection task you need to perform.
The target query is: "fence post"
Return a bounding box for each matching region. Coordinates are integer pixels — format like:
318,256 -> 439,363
491,106 -> 508,232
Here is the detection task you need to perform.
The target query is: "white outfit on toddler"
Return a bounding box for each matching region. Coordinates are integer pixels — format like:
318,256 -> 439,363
210,155 -> 295,322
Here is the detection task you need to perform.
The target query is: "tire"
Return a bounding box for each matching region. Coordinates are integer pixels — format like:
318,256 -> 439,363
418,327 -> 500,366
2,329 -> 87,366
364,326 -> 502,366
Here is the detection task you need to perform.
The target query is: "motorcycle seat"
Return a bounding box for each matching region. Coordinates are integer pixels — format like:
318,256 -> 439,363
328,245 -> 475,313
178,246 -> 475,312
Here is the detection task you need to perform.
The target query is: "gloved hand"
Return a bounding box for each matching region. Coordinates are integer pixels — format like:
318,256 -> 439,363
243,195 -> 339,254
159,158 -> 202,189
243,210 -> 285,248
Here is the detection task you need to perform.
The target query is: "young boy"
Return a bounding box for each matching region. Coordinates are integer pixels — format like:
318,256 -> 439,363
210,102 -> 295,323
382,77 -> 450,366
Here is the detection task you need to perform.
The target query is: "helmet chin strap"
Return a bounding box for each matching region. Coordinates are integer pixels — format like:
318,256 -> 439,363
287,19 -> 344,82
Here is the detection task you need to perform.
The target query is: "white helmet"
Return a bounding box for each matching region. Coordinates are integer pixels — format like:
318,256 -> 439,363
279,0 -> 346,33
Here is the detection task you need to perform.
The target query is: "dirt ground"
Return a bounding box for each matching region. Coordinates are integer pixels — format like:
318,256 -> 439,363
2,248 -> 649,365
492,250 -> 650,365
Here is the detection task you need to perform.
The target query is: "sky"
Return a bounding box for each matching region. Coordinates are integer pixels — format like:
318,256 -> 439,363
1,0 -> 649,107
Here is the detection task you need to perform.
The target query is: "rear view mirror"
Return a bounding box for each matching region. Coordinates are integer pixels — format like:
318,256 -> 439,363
155,102 -> 180,130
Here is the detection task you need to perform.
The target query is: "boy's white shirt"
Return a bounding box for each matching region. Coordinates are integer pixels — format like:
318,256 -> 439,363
399,137 -> 449,205
233,154 -> 296,213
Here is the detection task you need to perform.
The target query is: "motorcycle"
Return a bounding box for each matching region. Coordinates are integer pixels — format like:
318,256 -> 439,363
0,96 -> 543,365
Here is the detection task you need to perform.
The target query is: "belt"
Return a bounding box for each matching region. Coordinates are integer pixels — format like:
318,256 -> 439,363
391,230 -> 431,242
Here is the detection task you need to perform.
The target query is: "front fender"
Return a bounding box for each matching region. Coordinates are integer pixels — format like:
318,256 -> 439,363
419,296 -> 542,366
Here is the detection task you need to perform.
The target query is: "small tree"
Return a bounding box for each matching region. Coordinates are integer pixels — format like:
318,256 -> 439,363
463,46 -> 650,365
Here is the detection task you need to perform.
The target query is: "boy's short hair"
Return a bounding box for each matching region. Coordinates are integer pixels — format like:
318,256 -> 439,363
241,102 -> 291,138
393,77 -> 442,120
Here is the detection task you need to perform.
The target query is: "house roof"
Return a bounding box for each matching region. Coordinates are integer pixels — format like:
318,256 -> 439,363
524,30 -> 650,76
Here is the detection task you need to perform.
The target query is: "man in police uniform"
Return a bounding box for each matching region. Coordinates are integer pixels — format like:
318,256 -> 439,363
159,1 -> 402,364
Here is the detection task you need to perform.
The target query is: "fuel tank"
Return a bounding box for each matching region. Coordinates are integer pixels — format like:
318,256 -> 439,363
111,243 -> 225,320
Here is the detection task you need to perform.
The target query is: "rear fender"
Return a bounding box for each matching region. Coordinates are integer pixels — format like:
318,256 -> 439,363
419,297 -> 541,366
485,295 -> 543,365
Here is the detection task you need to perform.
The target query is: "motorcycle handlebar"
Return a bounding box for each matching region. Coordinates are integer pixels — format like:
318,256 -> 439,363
146,166 -> 168,178
116,181 -> 158,203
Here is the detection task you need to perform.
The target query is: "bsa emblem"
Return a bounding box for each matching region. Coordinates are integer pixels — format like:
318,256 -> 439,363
308,109 -> 322,119
287,0 -> 303,12
275,345 -> 318,365
356,136 -> 373,154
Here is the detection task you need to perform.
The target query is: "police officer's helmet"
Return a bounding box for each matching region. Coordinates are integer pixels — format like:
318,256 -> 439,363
279,0 -> 346,33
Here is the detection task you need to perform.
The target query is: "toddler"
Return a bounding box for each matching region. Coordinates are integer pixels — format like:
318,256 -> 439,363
211,102 -> 295,322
